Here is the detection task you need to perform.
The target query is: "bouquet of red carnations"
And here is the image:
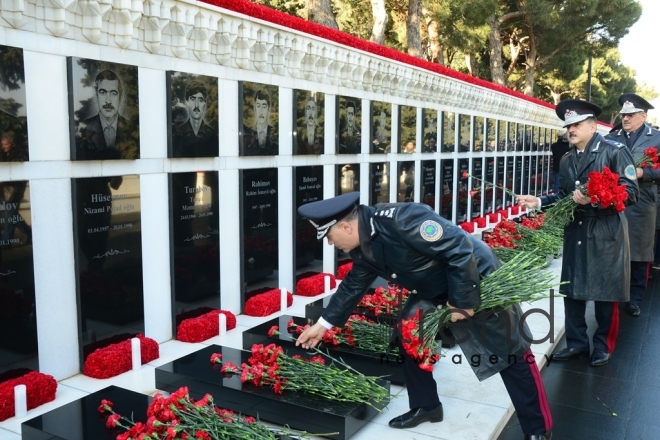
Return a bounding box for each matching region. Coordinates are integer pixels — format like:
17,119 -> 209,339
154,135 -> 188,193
636,147 -> 660,169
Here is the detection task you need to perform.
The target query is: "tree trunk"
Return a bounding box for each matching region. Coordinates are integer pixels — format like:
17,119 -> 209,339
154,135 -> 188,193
307,0 -> 339,30
523,17 -> 537,96
465,52 -> 477,76
550,89 -> 562,105
427,19 -> 444,64
407,0 -> 423,58
486,14 -> 506,86
370,0 -> 388,44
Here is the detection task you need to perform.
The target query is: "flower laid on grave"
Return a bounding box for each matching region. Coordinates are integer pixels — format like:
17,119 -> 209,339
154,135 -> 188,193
295,272 -> 337,297
336,260 -> 353,280
357,283 -> 410,316
275,316 -> 397,355
487,212 -> 500,223
399,252 -> 560,371
496,208 -> 509,219
472,216 -> 487,228
0,370 -> 57,421
635,147 -> 660,169
463,171 -> 518,200
176,310 -> 237,343
98,386 -> 317,439
210,344 -> 392,409
483,217 -> 562,263
459,222 -> 475,233
83,334 -> 159,379
544,167 -> 629,227
244,288 -> 293,317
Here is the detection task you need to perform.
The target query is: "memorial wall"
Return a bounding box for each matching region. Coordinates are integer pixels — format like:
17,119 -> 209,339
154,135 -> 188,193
0,0 -> 607,382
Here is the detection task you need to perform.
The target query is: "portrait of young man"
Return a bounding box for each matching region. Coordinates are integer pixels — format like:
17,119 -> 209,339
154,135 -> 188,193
295,90 -> 325,155
338,96 -> 361,154
241,82 -> 279,156
69,59 -> 140,160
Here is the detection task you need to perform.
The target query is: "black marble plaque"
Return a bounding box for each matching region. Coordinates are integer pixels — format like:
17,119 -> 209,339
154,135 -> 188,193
524,125 -> 532,152
370,101 -> 391,154
167,72 -> 219,158
458,114 -> 470,152
240,82 -> 279,156
422,109 -> 438,152
457,159 -> 469,222
496,157 -> 506,209
497,120 -> 507,152
294,90 -> 325,155
508,122 -> 517,152
523,156 -> 531,194
369,162 -> 389,205
485,157 -> 495,213
399,105 -> 416,153
243,316 -> 406,385
486,118 -> 496,152
507,157 -> 516,207
169,172 -> 219,309
22,386 -> 150,440
516,124 -> 524,152
73,175 -> 143,360
68,58 -> 140,160
531,156 -> 539,196
421,160 -> 436,210
0,45 -> 29,162
0,180 -> 36,371
337,164 -> 360,195
442,111 -> 455,152
440,159 -> 454,220
515,156 -> 523,196
337,96 -> 361,154
471,158 -> 483,217
294,166 -> 323,273
473,116 -> 485,152
397,161 -> 415,202
241,169 -> 278,293
155,345 -> 390,440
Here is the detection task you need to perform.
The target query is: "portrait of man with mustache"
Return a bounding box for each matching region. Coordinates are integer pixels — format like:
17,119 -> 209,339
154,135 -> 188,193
243,88 -> 278,156
171,80 -> 218,157
296,93 -> 324,155
75,69 -> 139,160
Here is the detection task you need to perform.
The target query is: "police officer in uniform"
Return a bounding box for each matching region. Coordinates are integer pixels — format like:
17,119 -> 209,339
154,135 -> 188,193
297,192 -> 552,440
518,100 -> 638,367
605,93 -> 660,317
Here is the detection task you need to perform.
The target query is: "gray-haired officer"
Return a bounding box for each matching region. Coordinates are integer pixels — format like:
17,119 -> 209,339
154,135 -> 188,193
518,100 -> 638,367
605,93 -> 660,317
296,192 -> 552,440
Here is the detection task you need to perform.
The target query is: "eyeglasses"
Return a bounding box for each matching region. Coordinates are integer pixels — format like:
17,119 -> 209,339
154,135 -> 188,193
620,112 -> 644,119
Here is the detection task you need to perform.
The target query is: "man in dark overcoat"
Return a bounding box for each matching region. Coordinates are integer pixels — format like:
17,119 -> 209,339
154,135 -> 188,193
518,100 -> 638,367
605,93 -> 660,316
296,192 -> 553,440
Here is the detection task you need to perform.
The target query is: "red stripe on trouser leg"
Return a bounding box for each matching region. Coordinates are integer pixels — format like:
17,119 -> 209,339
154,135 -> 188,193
524,349 -> 553,432
606,302 -> 620,353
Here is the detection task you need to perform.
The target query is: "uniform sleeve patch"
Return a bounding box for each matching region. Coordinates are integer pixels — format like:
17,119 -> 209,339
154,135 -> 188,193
420,220 -> 443,242
624,164 -> 637,180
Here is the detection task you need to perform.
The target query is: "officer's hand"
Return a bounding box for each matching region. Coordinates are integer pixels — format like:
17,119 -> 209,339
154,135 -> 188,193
636,167 -> 644,178
446,302 -> 475,322
517,195 -> 539,208
296,322 -> 326,349
572,189 -> 591,205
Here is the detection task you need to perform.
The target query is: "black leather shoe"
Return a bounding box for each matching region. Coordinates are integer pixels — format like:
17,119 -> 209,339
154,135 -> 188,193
388,404 -> 443,429
626,304 -> 641,317
590,349 -> 611,367
551,347 -> 589,361
524,431 -> 552,440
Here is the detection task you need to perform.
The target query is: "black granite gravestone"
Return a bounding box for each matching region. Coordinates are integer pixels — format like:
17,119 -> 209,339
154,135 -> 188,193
422,109 -> 438,152
337,96 -> 361,155
421,160 -> 436,210
471,158 -> 483,217
0,45 -> 29,162
397,161 -> 415,202
440,159 -> 454,220
169,171 -> 220,310
240,82 -> 279,156
370,101 -> 391,154
73,175 -> 143,361
294,166 -> 323,273
369,162 -> 389,206
399,105 -> 416,153
0,180 -> 36,371
507,158 -> 516,207
497,157 -> 506,209
457,159 -> 469,221
485,157 -> 495,213
294,90 -> 325,155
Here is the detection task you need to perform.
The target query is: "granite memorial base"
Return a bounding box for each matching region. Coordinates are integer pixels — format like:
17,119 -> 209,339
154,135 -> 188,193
22,386 -> 149,440
155,344 -> 391,440
244,315 -> 406,385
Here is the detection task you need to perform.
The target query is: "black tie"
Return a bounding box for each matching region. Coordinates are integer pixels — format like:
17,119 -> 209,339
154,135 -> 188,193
577,151 -> 583,161
626,132 -> 634,150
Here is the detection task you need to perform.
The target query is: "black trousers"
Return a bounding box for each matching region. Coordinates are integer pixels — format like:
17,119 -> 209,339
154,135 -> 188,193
629,261 -> 650,306
564,297 -> 619,353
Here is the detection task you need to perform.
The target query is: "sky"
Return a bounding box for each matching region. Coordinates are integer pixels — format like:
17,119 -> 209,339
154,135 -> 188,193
618,0 -> 660,110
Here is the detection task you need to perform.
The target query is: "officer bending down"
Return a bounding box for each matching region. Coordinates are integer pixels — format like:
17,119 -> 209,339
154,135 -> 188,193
296,192 -> 552,440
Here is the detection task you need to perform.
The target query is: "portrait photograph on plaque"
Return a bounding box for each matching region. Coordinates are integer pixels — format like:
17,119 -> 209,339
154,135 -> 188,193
486,118 -> 496,152
169,171 -> 220,310
0,179 -> 37,372
67,57 -> 140,161
508,122 -> 517,152
0,45 -> 29,162
369,162 -> 389,205
239,82 -> 279,156
507,158 -> 516,207
440,159 -> 454,220
399,105 -> 416,153
397,161 -> 415,202
471,158 -> 483,217
337,163 -> 360,195
72,175 -> 143,361
240,168 -> 278,301
458,114 -> 471,152
421,159 -> 436,209
337,96 -> 361,154
485,157 -> 495,213
370,101 -> 391,154
167,72 -> 218,158
422,109 -> 438,152
442,111 -> 455,152
496,157 -> 506,209
473,116 -> 485,152
498,120 -> 507,151
457,159 -> 469,221
294,90 -> 325,155
294,166 -> 323,277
